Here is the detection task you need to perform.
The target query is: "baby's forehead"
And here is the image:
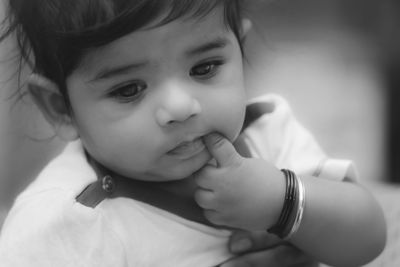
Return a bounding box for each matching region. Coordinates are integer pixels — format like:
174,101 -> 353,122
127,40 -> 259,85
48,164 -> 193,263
73,14 -> 233,77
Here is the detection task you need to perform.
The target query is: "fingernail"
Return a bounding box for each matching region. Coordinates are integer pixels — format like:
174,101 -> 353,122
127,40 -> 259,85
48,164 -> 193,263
206,132 -> 219,138
230,238 -> 252,253
205,132 -> 222,142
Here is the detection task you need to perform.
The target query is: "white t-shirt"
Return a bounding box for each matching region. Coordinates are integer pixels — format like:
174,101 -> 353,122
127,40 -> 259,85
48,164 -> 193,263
0,94 -> 357,267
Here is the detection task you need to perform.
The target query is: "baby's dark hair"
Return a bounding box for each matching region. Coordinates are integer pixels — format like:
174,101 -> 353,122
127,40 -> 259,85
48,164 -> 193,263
0,0 -> 245,105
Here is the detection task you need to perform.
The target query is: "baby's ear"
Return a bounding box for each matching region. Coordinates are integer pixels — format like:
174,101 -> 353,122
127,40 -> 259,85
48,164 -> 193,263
240,18 -> 252,39
27,74 -> 79,141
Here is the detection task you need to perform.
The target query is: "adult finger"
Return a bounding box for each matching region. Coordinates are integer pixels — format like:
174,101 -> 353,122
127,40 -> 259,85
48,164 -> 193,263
228,230 -> 283,254
220,245 -> 316,267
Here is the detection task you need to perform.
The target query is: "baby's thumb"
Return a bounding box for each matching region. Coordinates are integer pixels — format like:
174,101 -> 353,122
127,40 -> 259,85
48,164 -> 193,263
204,133 -> 241,167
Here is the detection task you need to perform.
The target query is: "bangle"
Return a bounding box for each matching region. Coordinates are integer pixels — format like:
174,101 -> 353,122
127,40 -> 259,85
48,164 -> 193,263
283,174 -> 305,240
267,169 -> 298,238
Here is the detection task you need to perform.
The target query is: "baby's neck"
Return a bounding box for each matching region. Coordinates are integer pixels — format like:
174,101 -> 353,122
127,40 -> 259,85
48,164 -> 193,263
151,176 -> 197,197
86,154 -> 212,225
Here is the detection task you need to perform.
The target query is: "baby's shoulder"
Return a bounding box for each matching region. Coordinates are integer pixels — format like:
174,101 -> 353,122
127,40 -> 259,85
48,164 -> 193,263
0,185 -> 123,262
0,186 -> 126,266
0,141 -> 104,247
3,186 -> 97,239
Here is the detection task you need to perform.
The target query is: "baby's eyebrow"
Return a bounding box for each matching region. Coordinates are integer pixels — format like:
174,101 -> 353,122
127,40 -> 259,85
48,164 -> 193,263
88,37 -> 231,83
185,37 -> 231,57
89,61 -> 148,82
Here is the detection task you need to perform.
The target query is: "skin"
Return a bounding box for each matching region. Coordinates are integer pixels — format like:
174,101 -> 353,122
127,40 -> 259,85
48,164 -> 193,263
65,9 -> 246,182
194,132 -> 387,266
222,230 -> 319,267
29,7 -> 316,267
27,6 -> 386,267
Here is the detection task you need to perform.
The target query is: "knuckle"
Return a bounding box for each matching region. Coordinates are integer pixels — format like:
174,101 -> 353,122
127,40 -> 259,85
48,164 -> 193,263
194,190 -> 208,206
193,171 -> 213,188
194,167 -> 211,181
203,210 -> 214,221
204,210 -> 220,224
193,190 -> 202,203
193,174 -> 206,188
194,190 -> 216,210
209,133 -> 226,148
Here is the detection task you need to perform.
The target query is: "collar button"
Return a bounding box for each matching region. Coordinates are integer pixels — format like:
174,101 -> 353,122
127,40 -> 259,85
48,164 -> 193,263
102,175 -> 115,193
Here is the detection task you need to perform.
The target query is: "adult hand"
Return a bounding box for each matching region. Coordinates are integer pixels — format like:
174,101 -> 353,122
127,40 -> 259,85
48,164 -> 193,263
221,230 -> 319,267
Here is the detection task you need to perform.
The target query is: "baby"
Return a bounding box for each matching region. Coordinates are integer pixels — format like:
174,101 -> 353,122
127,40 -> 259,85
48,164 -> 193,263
0,1 -> 386,266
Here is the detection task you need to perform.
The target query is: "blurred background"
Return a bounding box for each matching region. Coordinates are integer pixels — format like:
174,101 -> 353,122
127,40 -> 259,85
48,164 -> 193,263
243,0 -> 399,185
0,0 -> 399,236
0,0 -> 400,265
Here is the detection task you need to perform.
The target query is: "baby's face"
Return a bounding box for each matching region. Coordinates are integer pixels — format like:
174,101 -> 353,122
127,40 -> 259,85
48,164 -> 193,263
66,8 -> 246,181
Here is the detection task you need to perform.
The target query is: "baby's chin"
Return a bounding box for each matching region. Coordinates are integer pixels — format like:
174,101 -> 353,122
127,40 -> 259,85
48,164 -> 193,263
151,155 -> 212,182
112,148 -> 212,182
154,163 -> 208,182
134,171 -> 196,183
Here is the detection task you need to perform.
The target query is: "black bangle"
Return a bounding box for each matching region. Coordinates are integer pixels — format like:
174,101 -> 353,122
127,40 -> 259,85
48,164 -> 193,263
267,169 -> 298,238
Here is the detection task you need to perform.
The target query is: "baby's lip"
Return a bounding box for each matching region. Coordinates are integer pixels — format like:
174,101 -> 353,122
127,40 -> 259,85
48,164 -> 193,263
167,137 -> 206,160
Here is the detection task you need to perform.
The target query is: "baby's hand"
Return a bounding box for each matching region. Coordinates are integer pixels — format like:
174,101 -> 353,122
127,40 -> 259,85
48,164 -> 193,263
194,133 -> 286,231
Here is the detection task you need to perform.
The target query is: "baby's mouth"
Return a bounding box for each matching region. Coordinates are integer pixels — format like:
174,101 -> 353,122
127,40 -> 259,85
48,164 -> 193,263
167,137 -> 206,160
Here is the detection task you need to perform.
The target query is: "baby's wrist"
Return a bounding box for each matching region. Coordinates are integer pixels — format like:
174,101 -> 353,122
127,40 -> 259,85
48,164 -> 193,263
267,169 -> 287,229
267,169 -> 306,240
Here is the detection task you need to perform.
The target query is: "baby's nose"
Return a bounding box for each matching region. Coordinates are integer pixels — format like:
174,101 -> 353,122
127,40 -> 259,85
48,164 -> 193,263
155,88 -> 202,126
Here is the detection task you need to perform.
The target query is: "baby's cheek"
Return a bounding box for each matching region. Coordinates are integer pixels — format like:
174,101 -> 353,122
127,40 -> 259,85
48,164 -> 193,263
203,91 -> 246,140
220,103 -> 246,141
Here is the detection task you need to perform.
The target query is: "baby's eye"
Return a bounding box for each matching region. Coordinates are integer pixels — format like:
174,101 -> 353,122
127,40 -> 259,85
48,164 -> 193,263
108,80 -> 147,102
190,60 -> 224,79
